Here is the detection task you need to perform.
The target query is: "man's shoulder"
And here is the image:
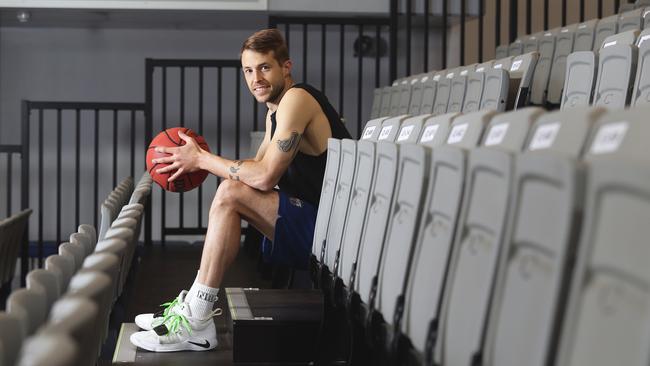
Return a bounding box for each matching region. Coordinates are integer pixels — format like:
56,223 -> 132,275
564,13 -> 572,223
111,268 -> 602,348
277,87 -> 320,115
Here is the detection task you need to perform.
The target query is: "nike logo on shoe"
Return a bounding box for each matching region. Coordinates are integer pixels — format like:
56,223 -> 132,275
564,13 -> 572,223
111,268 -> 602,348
188,340 -> 211,349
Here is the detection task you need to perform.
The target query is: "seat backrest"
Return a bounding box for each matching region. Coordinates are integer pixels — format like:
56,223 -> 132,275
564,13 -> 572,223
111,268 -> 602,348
0,209 -> 32,286
483,107 -> 603,366
15,333 -> 78,366
7,288 -> 47,337
618,7 -> 644,32
508,40 -> 523,56
379,86 -> 394,118
42,297 -> 98,366
561,51 -> 598,110
437,107 -> 544,366
462,70 -> 486,113
548,25 -> 577,104
481,68 -> 510,112
77,224 -> 96,251
389,83 -> 404,117
593,30 -> 640,109
418,112 -> 457,147
523,34 -> 541,53
574,19 -> 599,51
401,109 -> 497,356
644,6 -> 650,29
447,68 -> 471,113
377,115 -> 409,142
396,114 -> 428,145
67,271 -> 112,351
81,252 -> 121,302
58,242 -> 85,272
0,312 -> 23,366
408,73 -> 432,115
69,232 -> 92,257
496,44 -> 509,58
312,139 -> 341,264
360,117 -> 389,141
493,56 -> 513,73
556,107 -> 650,366
44,254 -> 75,294
530,30 -> 558,105
433,70 -> 455,115
370,88 -> 383,119
593,15 -> 619,50
398,77 -> 416,115
419,72 -> 441,114
26,269 -> 60,312
508,52 -> 540,109
631,28 -> 650,105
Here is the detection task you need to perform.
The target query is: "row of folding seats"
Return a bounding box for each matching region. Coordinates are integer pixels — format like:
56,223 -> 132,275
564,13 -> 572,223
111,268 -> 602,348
369,52 -> 540,121
562,27 -> 650,110
310,103 -> 650,365
0,173 -> 152,366
496,3 -> 650,107
0,210 -> 32,297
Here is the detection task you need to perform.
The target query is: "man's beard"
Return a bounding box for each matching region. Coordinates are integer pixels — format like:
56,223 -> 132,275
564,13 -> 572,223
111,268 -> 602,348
263,82 -> 285,104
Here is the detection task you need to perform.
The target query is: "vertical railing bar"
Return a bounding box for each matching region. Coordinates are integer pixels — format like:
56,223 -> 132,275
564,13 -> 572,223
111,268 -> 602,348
93,109 -> 99,231
509,0 -> 518,43
5,154 -> 10,218
375,25 -> 381,87
21,101 -> 31,281
598,0 -> 602,19
357,24 -> 364,137
562,0 -> 567,27
198,66 -> 204,228
161,66 -> 167,246
406,0 -> 412,75
56,109 -> 61,246
144,59 -> 153,247
236,67 -> 241,160
179,66 -> 185,230
526,0 -> 532,35
38,108 -> 44,266
217,67 -> 223,188
443,0 -> 448,69
544,0 -> 549,32
580,0 -> 585,22
321,24 -> 326,91
130,110 -> 135,180
389,0 -> 398,81
339,24 -> 345,116
424,0 -> 430,70
113,109 -> 118,188
496,0 -> 501,51
479,0 -> 484,62
75,109 -> 80,229
303,23 -> 308,83
614,0 -> 620,14
461,0 -> 466,66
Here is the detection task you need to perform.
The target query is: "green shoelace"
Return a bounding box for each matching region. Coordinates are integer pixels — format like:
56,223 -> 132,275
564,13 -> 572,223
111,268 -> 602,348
156,296 -> 192,335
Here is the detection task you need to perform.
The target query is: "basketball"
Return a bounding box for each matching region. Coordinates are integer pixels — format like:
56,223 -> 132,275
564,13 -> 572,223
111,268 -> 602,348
146,127 -> 210,192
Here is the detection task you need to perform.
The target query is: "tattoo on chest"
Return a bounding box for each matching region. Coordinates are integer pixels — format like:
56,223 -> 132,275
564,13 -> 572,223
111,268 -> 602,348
277,131 -> 302,153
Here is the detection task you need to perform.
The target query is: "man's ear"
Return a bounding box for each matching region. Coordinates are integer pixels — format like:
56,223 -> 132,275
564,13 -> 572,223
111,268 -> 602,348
283,59 -> 293,76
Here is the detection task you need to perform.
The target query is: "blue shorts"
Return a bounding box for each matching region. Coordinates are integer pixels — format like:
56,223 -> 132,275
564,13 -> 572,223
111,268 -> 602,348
261,191 -> 317,270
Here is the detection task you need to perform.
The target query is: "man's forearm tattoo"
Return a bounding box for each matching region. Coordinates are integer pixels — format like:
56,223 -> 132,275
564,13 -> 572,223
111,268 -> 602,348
277,131 -> 301,153
229,160 -> 243,181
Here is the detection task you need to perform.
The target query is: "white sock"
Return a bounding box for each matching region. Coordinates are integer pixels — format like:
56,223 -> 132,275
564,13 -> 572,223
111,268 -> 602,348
185,270 -> 200,303
188,282 -> 219,320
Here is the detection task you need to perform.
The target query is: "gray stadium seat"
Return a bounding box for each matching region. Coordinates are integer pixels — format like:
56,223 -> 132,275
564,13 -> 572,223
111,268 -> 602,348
631,28 -> 650,105
81,252 -> 121,303
619,2 -> 637,12
395,114 -> 429,145
574,19 -> 599,51
436,107 -> 544,366
58,242 -> 85,272
370,88 -> 383,119
389,83 -> 403,117
448,67 -> 471,113
77,224 -> 96,250
556,106 -> 650,366
508,52 -> 540,109
481,68 -> 510,112
593,30 -> 639,109
6,288 -> 48,336
482,106 -> 605,366
523,33 -> 542,53
618,7 -> 644,32
493,56 -> 513,72
419,72 -> 441,114
15,333 -> 78,366
475,60 -> 495,72
561,51 -> 598,109
44,254 -> 75,294
417,112 -> 458,147
26,269 -> 60,312
398,77 -> 417,115
407,73 -> 432,116
433,70 -> 455,115
401,109 -> 497,363
69,232 -> 93,257
462,70 -> 485,112
360,117 -> 389,141
312,139 -> 341,267
67,271 -> 112,356
0,209 -> 32,291
496,44 -> 509,58
530,30 -> 558,105
593,15 -> 619,50
508,40 -> 524,56
644,7 -> 650,29
379,86 -> 393,118
377,115 -> 409,142
548,25 -> 577,105
0,312 -> 23,366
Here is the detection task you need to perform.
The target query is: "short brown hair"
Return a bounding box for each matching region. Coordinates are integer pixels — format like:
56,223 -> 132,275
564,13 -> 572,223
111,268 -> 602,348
241,29 -> 290,65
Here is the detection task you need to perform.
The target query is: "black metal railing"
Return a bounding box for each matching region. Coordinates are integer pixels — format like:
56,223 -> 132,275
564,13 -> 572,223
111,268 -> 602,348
269,15 -> 392,139
145,59 -> 262,244
22,101 -> 147,265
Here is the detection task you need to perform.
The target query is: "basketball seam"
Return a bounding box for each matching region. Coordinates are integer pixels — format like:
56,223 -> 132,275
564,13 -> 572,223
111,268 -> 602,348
164,130 -> 183,146
148,163 -> 160,174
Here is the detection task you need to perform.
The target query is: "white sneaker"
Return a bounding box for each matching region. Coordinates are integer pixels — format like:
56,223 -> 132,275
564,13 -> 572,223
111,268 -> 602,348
135,290 -> 188,331
130,302 -> 222,352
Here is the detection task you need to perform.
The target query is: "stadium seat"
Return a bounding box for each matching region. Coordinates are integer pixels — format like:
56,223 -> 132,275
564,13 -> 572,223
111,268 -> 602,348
377,115 -> 408,142
618,7 -> 644,32
643,7 -> 650,28
397,77 -> 417,116
0,312 -> 23,366
81,252 -> 121,302
14,333 -> 78,366
379,86 -> 393,118
77,224 -> 97,250
496,44 -> 509,58
482,106 -> 605,366
481,68 -> 510,111
507,52 -> 539,109
561,51 -> 598,109
360,117 -> 389,140
433,70 -> 455,115
6,288 -> 48,337
462,69 -> 486,112
417,112 -> 457,147
530,30 -> 558,105
419,72 -> 442,114
0,209 -> 32,292
574,19 -> 599,51
508,39 -> 523,56
436,107 -> 544,366
407,73 -> 431,116
593,15 -> 619,50
26,269 -> 60,312
631,28 -> 650,105
447,67 -> 473,113
69,232 -> 93,257
370,88 -> 383,119
556,106 -> 650,366
593,30 -> 640,109
58,242 -> 85,272
523,33 -> 542,54
44,254 -> 75,294
548,25 -> 577,105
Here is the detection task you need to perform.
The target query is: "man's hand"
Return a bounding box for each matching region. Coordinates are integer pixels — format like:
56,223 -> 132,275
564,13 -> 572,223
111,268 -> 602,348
152,130 -> 207,182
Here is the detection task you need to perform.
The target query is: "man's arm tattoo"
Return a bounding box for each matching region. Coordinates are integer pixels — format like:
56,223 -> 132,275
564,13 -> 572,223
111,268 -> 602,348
229,160 -> 243,181
277,131 -> 302,153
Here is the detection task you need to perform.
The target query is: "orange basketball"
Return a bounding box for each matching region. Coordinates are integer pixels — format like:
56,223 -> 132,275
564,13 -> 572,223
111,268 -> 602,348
146,127 -> 210,192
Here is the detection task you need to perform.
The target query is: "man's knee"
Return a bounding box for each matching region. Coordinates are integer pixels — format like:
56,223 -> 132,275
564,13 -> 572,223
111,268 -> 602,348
211,179 -> 247,213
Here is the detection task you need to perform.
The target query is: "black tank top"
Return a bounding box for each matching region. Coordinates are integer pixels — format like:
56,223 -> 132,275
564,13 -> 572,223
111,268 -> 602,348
270,83 -> 351,206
